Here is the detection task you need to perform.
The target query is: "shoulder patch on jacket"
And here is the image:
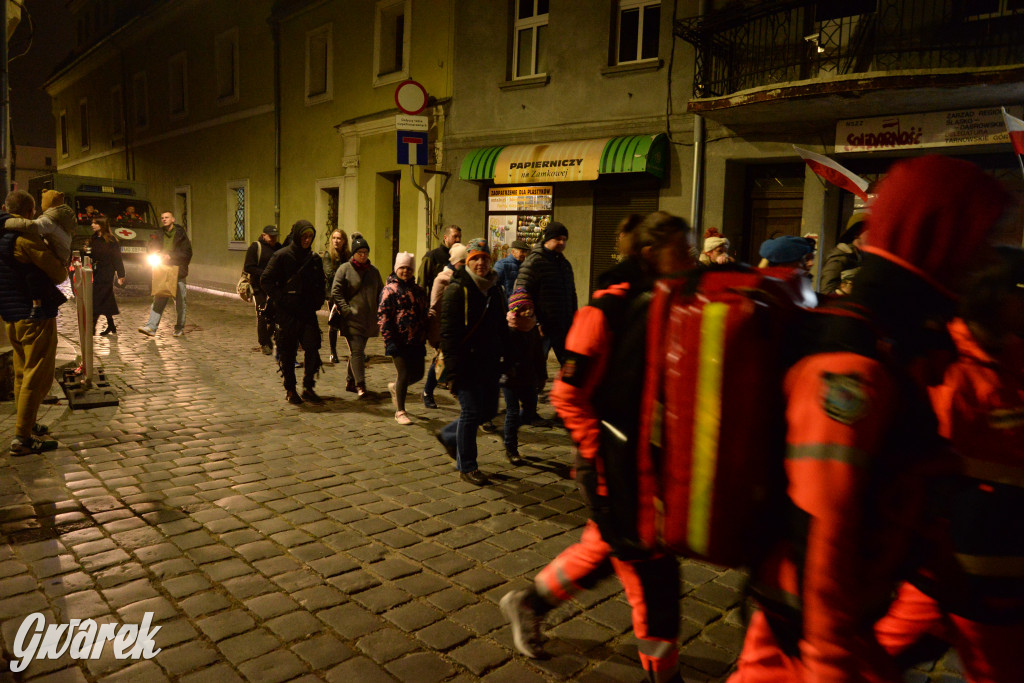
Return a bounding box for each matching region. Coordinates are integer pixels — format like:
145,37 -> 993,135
820,372 -> 868,425
559,351 -> 592,388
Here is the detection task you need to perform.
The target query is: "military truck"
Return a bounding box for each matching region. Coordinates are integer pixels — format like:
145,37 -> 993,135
27,173 -> 163,284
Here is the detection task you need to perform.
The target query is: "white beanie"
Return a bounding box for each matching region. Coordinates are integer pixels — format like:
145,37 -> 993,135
394,251 -> 415,272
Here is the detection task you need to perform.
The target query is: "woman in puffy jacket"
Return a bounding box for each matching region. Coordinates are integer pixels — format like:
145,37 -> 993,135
331,233 -> 384,398
378,251 -> 428,424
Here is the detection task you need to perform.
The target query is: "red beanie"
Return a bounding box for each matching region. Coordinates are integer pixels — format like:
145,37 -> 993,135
863,155 -> 1013,298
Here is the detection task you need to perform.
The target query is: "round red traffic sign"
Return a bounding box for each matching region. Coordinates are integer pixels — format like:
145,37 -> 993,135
395,80 -> 428,115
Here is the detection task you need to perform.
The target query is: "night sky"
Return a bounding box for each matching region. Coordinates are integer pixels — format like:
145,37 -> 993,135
9,0 -> 74,149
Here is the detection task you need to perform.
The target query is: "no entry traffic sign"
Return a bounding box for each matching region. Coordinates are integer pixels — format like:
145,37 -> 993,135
395,79 -> 428,115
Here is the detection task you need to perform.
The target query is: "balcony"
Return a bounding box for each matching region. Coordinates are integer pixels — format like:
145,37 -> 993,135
676,0 -> 1024,124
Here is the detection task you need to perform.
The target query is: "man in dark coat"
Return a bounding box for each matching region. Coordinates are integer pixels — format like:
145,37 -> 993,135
437,238 -> 508,485
244,225 -> 282,354
417,224 -> 461,294
261,220 -> 325,405
514,222 -> 577,365
138,210 -> 192,337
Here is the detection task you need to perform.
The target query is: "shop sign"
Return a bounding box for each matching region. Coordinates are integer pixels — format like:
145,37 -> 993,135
836,106 -> 1024,153
487,186 -> 553,212
494,139 -> 609,184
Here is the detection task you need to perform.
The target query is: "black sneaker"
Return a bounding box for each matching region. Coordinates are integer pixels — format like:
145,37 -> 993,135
422,392 -> 438,409
505,447 -> 525,465
31,423 -> 49,437
528,417 -> 556,429
480,421 -> 498,434
301,388 -> 325,406
9,437 -> 58,456
286,390 -> 303,405
460,469 -> 489,486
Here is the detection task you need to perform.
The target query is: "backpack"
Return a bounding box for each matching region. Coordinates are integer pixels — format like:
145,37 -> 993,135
634,265 -> 814,568
237,241 -> 262,302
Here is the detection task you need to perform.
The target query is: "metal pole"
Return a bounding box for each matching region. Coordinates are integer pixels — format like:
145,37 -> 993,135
1,0 -> 11,197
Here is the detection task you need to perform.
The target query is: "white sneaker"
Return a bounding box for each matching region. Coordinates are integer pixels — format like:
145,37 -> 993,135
388,382 -> 397,410
137,326 -> 155,337
395,411 -> 412,425
500,589 -> 544,659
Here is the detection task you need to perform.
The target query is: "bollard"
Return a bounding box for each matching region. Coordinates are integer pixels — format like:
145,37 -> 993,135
73,252 -> 95,388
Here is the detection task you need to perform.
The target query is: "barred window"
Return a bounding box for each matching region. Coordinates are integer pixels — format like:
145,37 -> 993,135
227,179 -> 249,249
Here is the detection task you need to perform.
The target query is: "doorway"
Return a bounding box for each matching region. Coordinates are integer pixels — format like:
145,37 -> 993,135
380,172 -> 401,264
174,185 -> 191,239
743,164 -> 805,264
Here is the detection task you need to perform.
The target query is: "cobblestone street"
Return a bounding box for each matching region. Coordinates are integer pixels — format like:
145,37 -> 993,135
0,290 -> 964,682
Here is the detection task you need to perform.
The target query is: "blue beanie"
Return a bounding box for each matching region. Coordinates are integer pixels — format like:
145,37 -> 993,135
759,235 -> 814,265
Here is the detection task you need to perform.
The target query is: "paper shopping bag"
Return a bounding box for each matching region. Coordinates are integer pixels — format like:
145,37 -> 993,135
151,264 -> 179,297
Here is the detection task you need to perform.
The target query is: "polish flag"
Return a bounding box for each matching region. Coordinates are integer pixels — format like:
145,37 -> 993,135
793,146 -> 870,200
1001,107 -> 1024,156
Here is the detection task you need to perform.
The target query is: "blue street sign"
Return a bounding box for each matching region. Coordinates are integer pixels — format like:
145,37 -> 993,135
397,130 -> 428,165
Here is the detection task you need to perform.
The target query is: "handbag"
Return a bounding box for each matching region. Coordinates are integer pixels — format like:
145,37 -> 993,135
151,264 -> 179,298
238,242 -> 262,302
328,303 -> 348,334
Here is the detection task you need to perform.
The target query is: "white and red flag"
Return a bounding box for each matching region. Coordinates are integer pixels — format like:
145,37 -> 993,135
1001,107 -> 1024,156
793,146 -> 870,200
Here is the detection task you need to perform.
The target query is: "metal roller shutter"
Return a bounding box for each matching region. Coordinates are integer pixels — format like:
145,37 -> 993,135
590,188 -> 659,293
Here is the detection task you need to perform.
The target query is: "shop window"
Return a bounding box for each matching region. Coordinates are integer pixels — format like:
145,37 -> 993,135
110,85 -> 124,141
168,52 -> 188,118
59,110 -> 68,157
216,28 -> 239,104
133,72 -> 148,130
513,0 -> 548,79
306,24 -> 333,105
227,179 -> 249,248
79,98 -> 90,150
616,0 -> 660,64
374,0 -> 410,86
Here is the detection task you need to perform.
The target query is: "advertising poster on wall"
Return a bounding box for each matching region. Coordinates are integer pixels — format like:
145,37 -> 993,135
486,186 -> 553,260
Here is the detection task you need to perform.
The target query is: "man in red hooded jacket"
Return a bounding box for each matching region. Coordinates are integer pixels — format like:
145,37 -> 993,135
729,156 -> 1013,682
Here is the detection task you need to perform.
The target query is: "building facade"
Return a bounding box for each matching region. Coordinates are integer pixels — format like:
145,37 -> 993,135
444,0 -> 698,298
46,0 -> 454,291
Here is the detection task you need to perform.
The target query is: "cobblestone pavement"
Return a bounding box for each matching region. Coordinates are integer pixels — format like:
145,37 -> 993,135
0,290 -> 965,682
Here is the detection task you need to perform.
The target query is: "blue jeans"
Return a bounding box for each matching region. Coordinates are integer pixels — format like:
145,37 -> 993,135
502,386 -> 537,450
440,383 -> 498,473
146,280 -> 187,332
423,355 -> 438,396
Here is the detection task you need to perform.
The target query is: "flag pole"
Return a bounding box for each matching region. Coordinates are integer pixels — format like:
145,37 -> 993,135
1016,151 -> 1024,185
1000,107 -> 1024,184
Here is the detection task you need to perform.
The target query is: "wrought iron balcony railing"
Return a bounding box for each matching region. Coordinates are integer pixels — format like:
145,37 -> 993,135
676,0 -> 1024,99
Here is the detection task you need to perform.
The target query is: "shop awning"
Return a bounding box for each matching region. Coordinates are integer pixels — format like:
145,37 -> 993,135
459,133 -> 668,184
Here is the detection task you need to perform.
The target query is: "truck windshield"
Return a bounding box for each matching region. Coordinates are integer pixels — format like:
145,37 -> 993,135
74,198 -> 157,230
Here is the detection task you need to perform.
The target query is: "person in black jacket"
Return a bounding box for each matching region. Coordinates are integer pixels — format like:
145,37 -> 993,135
88,216 -> 125,336
437,238 -> 508,485
261,220 -> 325,406
514,221 -> 577,365
417,224 -> 461,294
138,211 -> 192,337
244,225 -> 282,354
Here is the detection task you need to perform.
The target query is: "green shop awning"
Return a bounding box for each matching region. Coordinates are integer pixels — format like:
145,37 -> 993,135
459,133 -> 668,184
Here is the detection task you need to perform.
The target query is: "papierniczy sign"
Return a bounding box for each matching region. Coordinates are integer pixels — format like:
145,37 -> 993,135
10,613 -> 161,672
836,106 -> 1024,153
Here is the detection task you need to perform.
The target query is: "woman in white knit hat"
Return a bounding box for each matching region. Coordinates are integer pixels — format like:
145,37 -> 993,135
699,227 -> 733,266
377,251 -> 429,424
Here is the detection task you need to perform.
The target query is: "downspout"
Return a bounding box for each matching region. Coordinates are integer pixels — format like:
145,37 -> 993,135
689,0 -> 707,242
2,0 -> 10,197
271,16 -> 281,227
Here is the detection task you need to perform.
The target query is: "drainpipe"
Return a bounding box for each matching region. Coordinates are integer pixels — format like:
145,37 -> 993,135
1,0 -> 10,197
689,0 -> 707,243
271,17 -> 281,227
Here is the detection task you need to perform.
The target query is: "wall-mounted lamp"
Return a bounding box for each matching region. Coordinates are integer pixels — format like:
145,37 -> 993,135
804,33 -> 825,53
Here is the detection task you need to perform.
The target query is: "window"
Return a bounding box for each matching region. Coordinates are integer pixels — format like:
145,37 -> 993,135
110,85 -> 124,140
168,51 -> 188,118
215,28 -> 240,104
133,72 -> 148,130
305,24 -> 333,105
227,179 -> 249,247
964,0 -> 1024,18
59,110 -> 68,157
373,0 -> 411,85
616,0 -> 660,64
513,0 -> 548,79
79,98 -> 90,150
